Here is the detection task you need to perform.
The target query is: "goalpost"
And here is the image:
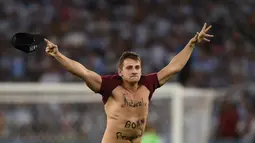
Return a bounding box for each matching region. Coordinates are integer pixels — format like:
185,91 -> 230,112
0,83 -> 219,143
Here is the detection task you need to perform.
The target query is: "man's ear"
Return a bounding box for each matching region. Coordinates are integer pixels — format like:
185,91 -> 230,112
118,68 -> 122,77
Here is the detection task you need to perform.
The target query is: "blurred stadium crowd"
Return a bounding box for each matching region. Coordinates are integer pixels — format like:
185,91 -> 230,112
0,0 -> 254,87
1,0 -> 255,143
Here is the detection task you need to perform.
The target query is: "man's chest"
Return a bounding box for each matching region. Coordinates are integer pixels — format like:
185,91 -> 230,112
109,86 -> 150,113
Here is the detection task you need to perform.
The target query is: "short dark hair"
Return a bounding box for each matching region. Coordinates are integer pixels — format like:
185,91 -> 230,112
118,51 -> 141,69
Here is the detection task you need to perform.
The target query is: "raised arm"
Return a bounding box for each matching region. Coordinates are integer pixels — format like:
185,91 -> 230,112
157,23 -> 214,86
44,39 -> 101,92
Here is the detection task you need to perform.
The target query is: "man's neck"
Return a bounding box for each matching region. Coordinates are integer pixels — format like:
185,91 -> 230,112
122,81 -> 138,92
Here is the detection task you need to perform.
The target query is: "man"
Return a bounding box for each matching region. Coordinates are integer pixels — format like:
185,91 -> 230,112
45,23 -> 213,143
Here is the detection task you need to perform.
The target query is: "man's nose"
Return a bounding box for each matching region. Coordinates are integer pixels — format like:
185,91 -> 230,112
132,70 -> 138,75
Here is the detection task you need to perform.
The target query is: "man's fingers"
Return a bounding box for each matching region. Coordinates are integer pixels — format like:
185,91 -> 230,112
44,39 -> 52,47
44,38 -> 51,44
201,23 -> 207,31
45,48 -> 50,54
46,46 -> 54,52
44,38 -> 54,45
205,34 -> 214,37
46,45 -> 54,49
44,38 -> 56,47
203,38 -> 210,42
205,25 -> 212,32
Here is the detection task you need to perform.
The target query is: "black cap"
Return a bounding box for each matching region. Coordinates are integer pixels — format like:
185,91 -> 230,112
11,33 -> 46,53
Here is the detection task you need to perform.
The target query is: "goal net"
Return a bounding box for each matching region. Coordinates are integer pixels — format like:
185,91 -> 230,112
0,83 -> 224,143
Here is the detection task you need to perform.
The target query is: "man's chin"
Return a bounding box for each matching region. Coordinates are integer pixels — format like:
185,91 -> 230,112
128,78 -> 140,83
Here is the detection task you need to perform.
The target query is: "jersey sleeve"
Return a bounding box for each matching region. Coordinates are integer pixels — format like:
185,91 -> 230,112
140,73 -> 160,100
96,74 -> 121,104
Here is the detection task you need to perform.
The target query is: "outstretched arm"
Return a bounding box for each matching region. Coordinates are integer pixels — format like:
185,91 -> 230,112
45,39 -> 102,92
157,23 -> 214,86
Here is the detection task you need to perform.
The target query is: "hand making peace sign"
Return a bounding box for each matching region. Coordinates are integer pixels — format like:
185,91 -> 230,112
191,23 -> 214,44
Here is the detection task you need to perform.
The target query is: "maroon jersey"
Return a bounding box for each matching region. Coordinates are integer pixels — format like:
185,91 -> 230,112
96,73 -> 160,104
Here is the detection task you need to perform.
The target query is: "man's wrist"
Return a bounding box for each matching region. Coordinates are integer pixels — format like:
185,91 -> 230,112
189,38 -> 197,45
190,32 -> 199,44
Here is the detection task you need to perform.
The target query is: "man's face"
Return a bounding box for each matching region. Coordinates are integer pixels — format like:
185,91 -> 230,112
118,58 -> 142,84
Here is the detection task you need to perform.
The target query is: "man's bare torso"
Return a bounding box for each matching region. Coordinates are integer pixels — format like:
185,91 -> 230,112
102,85 -> 150,143
97,73 -> 159,143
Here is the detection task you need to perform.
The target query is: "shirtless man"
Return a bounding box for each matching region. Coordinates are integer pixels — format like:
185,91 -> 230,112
45,23 -> 213,143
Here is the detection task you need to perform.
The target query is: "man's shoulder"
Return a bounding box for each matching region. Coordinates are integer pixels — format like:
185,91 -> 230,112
99,74 -> 122,104
101,74 -> 122,87
102,74 -> 121,79
140,73 -> 158,82
139,73 -> 160,95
